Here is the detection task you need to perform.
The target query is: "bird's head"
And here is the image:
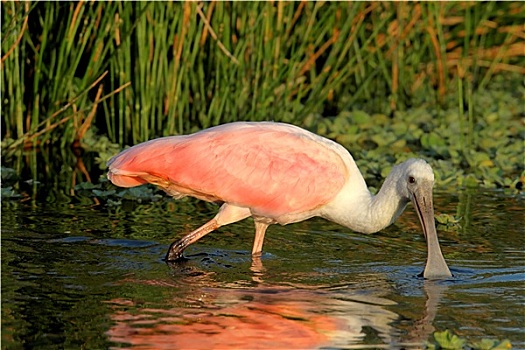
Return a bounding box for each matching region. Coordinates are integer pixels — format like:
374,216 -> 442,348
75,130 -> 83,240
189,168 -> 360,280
396,159 -> 452,279
394,158 -> 434,201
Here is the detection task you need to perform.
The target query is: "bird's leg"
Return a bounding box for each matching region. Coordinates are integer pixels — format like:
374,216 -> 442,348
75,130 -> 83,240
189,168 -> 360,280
165,219 -> 219,261
165,203 -> 252,262
252,221 -> 269,255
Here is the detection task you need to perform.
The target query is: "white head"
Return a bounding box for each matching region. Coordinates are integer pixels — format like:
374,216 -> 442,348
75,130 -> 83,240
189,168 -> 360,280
392,158 -> 451,279
392,158 -> 435,201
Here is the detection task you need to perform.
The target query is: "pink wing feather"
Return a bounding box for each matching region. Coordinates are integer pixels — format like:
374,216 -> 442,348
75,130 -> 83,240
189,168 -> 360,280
107,123 -> 348,219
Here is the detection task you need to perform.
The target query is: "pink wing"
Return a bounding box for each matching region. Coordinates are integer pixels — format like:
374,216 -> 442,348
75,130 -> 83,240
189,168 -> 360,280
108,123 -> 349,219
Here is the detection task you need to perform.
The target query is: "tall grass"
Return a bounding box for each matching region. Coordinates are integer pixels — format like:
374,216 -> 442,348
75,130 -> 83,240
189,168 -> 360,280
2,1 -> 523,149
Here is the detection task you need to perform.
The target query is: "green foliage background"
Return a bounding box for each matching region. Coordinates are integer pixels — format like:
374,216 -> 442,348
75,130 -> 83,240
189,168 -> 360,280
1,1 -> 524,194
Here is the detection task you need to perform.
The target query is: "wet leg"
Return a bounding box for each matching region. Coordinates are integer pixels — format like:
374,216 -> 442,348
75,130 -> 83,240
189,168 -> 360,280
252,221 -> 269,255
165,219 -> 219,261
165,203 -> 251,261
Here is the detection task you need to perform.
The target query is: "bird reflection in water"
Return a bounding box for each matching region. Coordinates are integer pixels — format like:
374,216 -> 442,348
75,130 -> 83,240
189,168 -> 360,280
105,257 -> 448,349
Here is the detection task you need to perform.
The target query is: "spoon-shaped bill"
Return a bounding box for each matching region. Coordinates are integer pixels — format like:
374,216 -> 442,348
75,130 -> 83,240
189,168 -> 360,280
411,181 -> 452,279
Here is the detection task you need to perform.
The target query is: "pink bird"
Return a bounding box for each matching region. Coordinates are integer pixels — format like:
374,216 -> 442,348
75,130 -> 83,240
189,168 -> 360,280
107,122 -> 451,279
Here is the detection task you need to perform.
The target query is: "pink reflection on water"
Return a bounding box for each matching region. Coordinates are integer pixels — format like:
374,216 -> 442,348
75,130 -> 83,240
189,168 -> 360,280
104,260 -> 443,349
106,286 -> 348,349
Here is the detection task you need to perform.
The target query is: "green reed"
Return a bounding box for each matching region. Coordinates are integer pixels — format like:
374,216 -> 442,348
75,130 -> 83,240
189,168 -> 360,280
1,1 -> 523,149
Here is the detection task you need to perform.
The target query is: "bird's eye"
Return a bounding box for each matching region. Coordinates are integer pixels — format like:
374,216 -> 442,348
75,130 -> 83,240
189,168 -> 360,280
408,176 -> 416,184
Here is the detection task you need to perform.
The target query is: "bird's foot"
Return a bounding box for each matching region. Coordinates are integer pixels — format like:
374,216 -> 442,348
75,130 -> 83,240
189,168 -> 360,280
164,239 -> 187,262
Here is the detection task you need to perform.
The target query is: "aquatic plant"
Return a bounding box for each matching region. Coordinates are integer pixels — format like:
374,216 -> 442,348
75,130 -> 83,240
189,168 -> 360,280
305,73 -> 524,192
427,330 -> 512,350
1,2 -> 523,201
2,2 -> 523,148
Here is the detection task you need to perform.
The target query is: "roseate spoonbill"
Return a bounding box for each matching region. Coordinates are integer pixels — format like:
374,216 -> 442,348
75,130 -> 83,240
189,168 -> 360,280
107,122 -> 452,279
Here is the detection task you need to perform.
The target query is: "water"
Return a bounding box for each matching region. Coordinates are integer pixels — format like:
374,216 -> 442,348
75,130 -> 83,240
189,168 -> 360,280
2,190 -> 523,349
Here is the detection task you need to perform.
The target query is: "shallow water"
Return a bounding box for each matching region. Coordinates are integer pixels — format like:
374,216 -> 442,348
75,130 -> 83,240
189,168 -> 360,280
2,190 -> 523,349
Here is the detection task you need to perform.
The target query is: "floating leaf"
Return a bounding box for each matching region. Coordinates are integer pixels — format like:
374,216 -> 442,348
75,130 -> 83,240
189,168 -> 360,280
421,132 -> 446,149
92,189 -> 116,197
1,187 -> 21,198
463,174 -> 479,188
75,182 -> 98,190
479,159 -> 494,168
1,166 -> 18,182
435,214 -> 462,225
433,330 -> 467,349
348,110 -> 371,125
472,338 -> 512,350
